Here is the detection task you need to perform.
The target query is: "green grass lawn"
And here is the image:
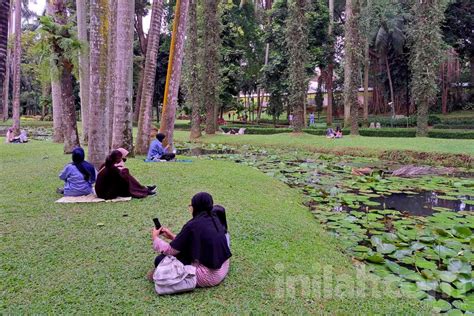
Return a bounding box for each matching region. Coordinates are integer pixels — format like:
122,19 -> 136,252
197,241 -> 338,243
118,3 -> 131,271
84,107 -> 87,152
174,131 -> 474,156
0,140 -> 428,313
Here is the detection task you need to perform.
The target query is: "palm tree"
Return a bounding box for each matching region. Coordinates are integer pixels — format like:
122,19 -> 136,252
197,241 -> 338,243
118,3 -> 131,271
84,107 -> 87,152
1,0 -> 12,121
203,0 -> 220,135
159,0 -> 190,147
76,0 -> 90,143
409,0 -> 444,136
48,0 -> 80,153
343,0 -> 360,135
111,0 -> 134,152
107,0 -> 117,148
186,0 -> 201,140
11,0 -> 21,135
0,0 -> 10,98
88,0 -> 110,167
135,0 -> 164,154
286,0 -> 308,133
326,0 -> 334,127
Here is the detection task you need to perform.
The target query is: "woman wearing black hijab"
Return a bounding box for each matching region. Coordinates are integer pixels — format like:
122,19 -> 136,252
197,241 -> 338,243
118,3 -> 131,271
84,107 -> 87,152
58,147 -> 96,196
151,192 -> 231,287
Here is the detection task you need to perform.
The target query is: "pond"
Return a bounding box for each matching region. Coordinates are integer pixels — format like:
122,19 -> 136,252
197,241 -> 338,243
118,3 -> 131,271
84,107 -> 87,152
178,143 -> 473,313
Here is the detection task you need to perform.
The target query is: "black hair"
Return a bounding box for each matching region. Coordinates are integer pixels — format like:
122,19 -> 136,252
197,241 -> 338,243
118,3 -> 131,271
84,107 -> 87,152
156,133 -> 166,142
72,147 -> 90,181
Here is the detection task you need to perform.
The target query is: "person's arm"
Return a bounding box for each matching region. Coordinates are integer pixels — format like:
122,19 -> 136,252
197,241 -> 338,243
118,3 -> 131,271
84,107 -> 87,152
152,227 -> 179,256
59,165 -> 70,181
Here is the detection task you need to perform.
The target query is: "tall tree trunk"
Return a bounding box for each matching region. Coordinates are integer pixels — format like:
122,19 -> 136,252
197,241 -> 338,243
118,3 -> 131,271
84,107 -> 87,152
2,1 -> 12,121
112,0 -> 134,152
203,0 -> 220,134
76,0 -> 90,144
287,0 -> 308,133
0,0 -> 10,98
385,54 -> 395,119
187,0 -> 201,140
160,0 -> 190,148
343,0 -> 359,135
88,0 -> 110,168
135,0 -> 164,154
41,83 -> 51,120
51,80 -> 64,142
410,0 -> 444,137
11,0 -> 21,135
470,55 -> 474,91
50,0 -> 80,153
132,14 -> 147,124
363,39 -> 369,126
106,0 -> 117,149
326,0 -> 334,126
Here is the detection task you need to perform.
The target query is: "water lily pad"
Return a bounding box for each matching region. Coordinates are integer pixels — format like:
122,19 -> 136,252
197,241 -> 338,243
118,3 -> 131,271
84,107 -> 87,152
366,253 -> 384,263
452,299 -> 474,312
416,280 -> 439,291
415,258 -> 437,270
353,245 -> 371,252
448,259 -> 471,274
431,299 -> 452,312
452,226 -> 472,238
439,271 -> 458,283
440,282 -> 466,299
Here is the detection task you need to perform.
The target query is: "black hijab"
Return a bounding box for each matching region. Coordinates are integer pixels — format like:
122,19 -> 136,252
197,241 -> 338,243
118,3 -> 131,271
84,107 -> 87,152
72,147 -> 96,182
170,192 -> 231,269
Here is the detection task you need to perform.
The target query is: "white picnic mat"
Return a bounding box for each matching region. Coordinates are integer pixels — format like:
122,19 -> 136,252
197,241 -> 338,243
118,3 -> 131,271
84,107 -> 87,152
55,194 -> 132,203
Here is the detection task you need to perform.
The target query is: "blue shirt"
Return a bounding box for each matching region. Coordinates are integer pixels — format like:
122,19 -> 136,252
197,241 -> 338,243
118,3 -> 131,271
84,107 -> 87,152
147,139 -> 166,160
59,164 -> 95,196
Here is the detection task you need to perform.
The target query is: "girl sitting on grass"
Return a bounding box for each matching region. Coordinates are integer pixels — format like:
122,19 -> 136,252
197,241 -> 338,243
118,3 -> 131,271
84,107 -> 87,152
58,147 -> 96,196
150,192 -> 231,290
95,150 -> 156,200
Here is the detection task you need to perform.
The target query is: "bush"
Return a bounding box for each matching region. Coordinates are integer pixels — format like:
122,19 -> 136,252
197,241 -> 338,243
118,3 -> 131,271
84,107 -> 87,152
434,124 -> 474,130
367,115 -> 441,127
221,126 -> 292,134
438,118 -> 474,126
427,129 -> 474,139
358,128 -> 416,137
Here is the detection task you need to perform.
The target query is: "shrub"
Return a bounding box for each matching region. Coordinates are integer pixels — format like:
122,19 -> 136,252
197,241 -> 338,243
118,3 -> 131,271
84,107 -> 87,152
434,124 -> 474,130
427,129 -> 474,139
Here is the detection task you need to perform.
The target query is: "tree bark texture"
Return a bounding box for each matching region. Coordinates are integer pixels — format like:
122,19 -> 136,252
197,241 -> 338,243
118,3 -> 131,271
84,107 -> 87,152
2,2 -> 12,121
12,0 -> 21,135
106,0 -> 117,149
343,0 -> 359,135
88,0 -> 110,168
135,0 -> 164,154
203,0 -> 220,135
112,0 -> 135,152
326,0 -> 334,126
0,0 -> 10,100
186,0 -> 201,140
76,0 -> 91,143
159,0 -> 190,148
51,80 -> 64,142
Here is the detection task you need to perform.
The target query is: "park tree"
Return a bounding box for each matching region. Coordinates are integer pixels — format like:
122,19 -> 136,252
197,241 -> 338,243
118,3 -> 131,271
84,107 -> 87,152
325,0 -> 334,126
44,0 -> 80,153
185,0 -> 201,139
106,0 -> 117,147
76,0 -> 89,143
88,0 -> 110,167
408,0 -> 445,136
12,0 -> 21,135
0,0 -> 10,98
286,0 -> 308,132
111,0 -> 134,152
442,0 -> 474,90
202,0 -> 220,134
135,0 -> 164,154
160,0 -> 190,147
1,0 -> 12,121
343,0 -> 360,135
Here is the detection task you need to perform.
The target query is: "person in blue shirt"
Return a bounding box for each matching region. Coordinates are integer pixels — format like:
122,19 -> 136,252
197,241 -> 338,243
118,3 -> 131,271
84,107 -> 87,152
147,133 -> 176,161
58,147 -> 96,196
309,112 -> 315,126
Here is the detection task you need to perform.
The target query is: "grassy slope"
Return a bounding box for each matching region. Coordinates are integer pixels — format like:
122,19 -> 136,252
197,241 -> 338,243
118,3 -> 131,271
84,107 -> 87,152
174,131 -> 474,156
0,141 -> 428,314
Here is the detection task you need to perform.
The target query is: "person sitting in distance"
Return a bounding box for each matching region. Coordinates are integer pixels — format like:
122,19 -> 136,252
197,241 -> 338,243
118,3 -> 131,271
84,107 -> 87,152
147,133 -> 176,161
58,147 -> 96,196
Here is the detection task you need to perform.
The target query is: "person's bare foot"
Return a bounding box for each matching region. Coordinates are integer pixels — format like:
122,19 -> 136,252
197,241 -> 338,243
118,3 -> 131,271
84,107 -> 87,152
146,268 -> 155,282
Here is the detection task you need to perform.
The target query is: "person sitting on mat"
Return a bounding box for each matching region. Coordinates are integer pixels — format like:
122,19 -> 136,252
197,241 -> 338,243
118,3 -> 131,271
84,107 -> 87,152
147,133 -> 176,161
149,192 -> 231,289
58,147 -> 96,196
96,150 -> 156,200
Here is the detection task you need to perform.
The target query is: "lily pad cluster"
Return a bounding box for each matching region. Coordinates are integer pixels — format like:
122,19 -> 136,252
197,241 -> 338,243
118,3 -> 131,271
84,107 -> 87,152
178,143 -> 473,313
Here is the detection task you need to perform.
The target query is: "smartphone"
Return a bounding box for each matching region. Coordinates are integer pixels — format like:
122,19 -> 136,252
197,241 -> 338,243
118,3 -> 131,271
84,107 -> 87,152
153,218 -> 162,230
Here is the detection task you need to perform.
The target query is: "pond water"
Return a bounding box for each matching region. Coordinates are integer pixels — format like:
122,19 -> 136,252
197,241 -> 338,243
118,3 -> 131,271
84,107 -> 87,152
177,143 -> 473,311
369,191 -> 473,216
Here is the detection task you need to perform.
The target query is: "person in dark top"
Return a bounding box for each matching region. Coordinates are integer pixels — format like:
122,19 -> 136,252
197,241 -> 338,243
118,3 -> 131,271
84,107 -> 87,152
151,192 -> 232,287
95,150 -> 156,200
